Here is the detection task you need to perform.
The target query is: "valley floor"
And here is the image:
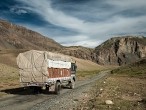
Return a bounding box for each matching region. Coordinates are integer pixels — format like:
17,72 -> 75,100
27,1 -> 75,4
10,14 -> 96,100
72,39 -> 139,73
0,68 -> 146,110
0,71 -> 109,110
78,74 -> 146,110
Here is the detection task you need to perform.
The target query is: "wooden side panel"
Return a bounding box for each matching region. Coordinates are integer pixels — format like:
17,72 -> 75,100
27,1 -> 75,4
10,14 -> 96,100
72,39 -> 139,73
48,68 -> 71,78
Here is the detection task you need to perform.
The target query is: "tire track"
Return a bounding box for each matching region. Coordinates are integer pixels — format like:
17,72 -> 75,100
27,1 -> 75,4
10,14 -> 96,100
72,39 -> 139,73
0,70 -> 110,110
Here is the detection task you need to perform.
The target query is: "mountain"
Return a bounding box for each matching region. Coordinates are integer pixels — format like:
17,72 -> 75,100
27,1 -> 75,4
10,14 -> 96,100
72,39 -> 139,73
59,46 -> 95,61
0,19 -> 95,61
0,19 -> 62,51
94,36 -> 146,65
1,19 -> 146,66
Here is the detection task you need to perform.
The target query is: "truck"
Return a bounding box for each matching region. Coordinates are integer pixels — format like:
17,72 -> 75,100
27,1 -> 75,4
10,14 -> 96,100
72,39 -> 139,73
16,50 -> 77,94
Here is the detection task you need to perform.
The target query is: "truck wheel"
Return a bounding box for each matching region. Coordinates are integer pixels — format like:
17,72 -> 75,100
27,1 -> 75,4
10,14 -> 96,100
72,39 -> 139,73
33,87 -> 42,94
46,85 -> 49,91
55,82 -> 61,95
69,80 -> 75,89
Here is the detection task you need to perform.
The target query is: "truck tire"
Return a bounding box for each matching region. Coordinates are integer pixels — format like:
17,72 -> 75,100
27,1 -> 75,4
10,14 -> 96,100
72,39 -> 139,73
46,85 -> 49,91
55,82 -> 61,95
33,87 -> 42,94
69,80 -> 75,89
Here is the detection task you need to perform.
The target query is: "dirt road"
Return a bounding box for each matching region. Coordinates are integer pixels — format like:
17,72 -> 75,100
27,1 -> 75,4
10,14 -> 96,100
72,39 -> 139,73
0,71 -> 110,110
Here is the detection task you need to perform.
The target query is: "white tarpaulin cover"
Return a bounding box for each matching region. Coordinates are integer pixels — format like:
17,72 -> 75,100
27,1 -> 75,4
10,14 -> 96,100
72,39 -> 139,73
17,50 -> 72,83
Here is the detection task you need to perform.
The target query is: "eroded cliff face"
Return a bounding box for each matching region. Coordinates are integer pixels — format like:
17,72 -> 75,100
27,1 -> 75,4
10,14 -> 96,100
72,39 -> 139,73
95,36 -> 146,65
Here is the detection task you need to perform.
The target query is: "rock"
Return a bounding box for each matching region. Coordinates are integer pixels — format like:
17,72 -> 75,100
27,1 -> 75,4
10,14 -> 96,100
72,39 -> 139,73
95,36 -> 146,66
105,100 -> 114,105
117,107 -> 120,109
99,94 -> 103,97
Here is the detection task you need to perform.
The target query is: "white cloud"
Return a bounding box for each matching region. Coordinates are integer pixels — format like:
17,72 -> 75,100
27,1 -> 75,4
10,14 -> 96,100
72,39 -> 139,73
15,0 -> 146,47
10,7 -> 27,15
15,0 -> 98,34
61,38 -> 103,48
95,15 -> 146,36
107,0 -> 146,9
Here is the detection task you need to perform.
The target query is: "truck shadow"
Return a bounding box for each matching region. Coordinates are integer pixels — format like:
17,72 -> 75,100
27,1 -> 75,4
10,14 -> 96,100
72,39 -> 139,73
0,87 -> 60,95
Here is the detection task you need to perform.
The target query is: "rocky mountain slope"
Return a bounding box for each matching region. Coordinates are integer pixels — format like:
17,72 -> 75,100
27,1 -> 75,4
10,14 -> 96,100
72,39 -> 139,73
94,36 -> 146,65
0,19 -> 95,61
0,19 -> 62,51
1,19 -> 146,66
59,46 -> 95,61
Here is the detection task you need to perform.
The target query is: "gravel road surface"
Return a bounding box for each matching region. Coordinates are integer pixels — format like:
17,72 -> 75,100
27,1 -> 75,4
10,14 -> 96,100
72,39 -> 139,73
0,70 -> 110,110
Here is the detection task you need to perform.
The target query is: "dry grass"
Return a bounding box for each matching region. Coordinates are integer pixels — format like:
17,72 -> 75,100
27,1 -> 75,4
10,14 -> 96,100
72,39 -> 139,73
99,75 -> 145,110
111,58 -> 146,77
78,59 -> 146,110
79,74 -> 146,110
0,63 -> 19,89
73,57 -> 105,71
71,57 -> 113,80
0,63 -> 19,97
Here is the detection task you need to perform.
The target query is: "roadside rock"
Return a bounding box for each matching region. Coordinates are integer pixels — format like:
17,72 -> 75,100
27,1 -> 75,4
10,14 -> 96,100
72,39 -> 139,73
105,100 -> 114,105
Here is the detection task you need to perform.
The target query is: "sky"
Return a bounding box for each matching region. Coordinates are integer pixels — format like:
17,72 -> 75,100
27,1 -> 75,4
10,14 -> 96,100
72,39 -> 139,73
0,0 -> 146,48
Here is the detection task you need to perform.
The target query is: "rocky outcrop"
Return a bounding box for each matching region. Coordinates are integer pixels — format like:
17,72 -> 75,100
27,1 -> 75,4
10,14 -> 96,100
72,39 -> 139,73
59,46 -> 95,61
94,36 -> 146,65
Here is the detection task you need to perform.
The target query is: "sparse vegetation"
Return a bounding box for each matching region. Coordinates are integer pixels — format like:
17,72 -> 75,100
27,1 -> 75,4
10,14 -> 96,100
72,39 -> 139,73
131,36 -> 146,45
77,74 -> 146,110
77,58 -> 146,110
0,63 -> 19,85
111,58 -> 146,77
77,70 -> 101,80
0,63 -> 19,97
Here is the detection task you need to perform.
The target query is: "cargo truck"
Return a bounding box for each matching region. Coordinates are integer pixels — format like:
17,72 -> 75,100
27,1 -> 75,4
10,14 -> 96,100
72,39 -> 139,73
16,50 -> 77,94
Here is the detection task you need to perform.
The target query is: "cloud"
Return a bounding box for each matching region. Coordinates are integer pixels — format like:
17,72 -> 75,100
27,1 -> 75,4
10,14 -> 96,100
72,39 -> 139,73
106,0 -> 146,9
56,35 -> 103,48
10,7 -> 27,15
15,0 -> 97,34
62,39 -> 103,48
12,0 -> 146,47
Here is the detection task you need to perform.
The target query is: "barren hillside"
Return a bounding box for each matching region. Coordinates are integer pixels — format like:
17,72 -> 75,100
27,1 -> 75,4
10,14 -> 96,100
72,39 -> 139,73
59,46 -> 95,61
0,19 -> 95,61
0,19 -> 62,51
1,19 -> 146,66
